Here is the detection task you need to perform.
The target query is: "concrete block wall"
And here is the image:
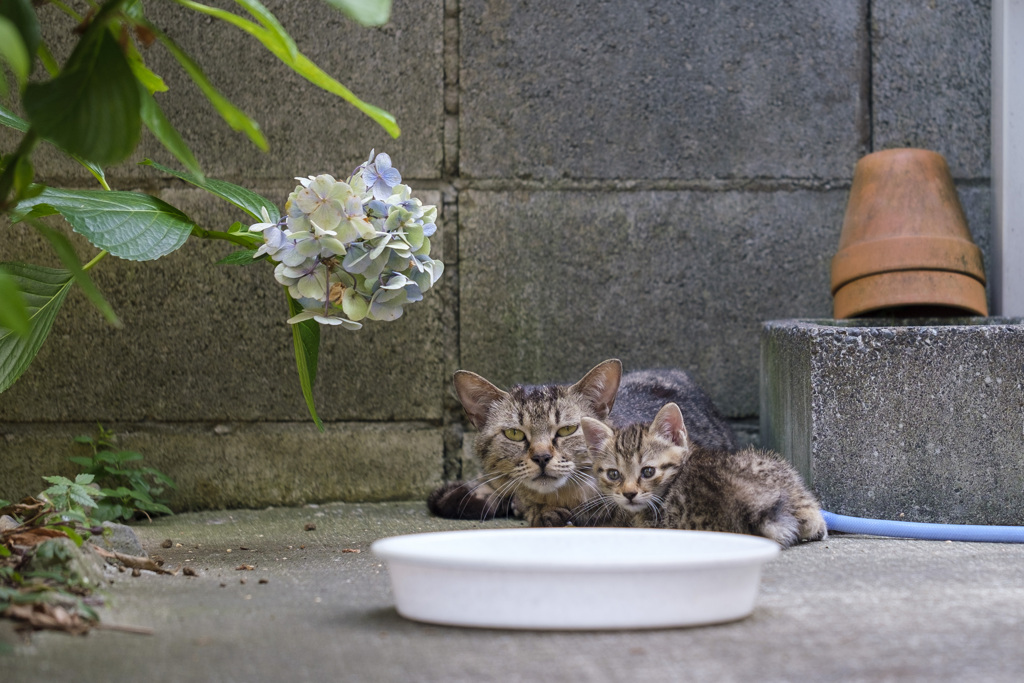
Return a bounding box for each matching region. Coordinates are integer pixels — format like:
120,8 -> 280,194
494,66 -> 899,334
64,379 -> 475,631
0,1 -> 993,509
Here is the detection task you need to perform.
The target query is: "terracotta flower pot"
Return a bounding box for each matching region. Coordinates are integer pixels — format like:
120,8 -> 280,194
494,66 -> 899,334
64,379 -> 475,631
830,148 -> 987,318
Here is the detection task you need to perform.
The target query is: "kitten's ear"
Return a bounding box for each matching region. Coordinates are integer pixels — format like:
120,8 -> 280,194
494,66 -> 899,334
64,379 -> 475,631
453,371 -> 509,429
650,403 -> 690,449
581,417 -> 615,453
571,359 -> 622,419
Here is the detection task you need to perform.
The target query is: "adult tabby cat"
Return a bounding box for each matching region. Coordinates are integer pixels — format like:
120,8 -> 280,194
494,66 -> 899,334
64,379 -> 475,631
427,360 -> 737,527
580,402 -> 826,547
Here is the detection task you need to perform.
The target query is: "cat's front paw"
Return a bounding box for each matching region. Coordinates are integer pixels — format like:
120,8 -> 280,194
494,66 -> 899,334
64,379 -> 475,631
523,506 -> 573,527
798,509 -> 828,542
539,507 -> 573,527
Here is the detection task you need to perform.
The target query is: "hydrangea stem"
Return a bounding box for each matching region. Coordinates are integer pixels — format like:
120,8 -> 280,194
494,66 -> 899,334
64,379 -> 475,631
190,225 -> 260,248
82,251 -> 108,272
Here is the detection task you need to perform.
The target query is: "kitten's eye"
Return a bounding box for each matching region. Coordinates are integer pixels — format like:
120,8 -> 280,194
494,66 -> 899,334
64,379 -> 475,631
606,469 -> 621,481
556,424 -> 578,437
640,466 -> 656,479
503,428 -> 526,442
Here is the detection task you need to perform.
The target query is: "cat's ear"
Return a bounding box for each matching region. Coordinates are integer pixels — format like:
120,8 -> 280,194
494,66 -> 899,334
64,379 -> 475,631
581,417 -> 615,453
571,359 -> 622,419
453,371 -> 509,429
650,403 -> 689,449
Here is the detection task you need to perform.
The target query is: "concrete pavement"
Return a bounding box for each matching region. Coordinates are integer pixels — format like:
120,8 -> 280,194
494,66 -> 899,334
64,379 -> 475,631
4,501 -> 1024,682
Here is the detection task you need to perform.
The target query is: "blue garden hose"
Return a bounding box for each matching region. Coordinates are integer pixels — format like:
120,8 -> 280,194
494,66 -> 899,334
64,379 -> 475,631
822,510 -> 1024,543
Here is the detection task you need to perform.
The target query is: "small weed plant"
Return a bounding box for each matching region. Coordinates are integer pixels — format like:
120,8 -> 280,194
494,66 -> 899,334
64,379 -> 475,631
70,425 -> 176,522
1,428 -> 174,635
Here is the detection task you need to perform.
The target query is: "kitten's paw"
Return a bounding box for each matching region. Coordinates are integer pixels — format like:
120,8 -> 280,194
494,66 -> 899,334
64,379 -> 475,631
759,514 -> 800,549
798,509 -> 828,542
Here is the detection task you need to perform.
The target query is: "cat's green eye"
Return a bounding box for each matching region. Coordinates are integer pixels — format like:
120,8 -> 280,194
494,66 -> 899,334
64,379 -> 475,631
503,428 -> 526,442
556,424 -> 578,437
640,466 -> 656,479
606,469 -> 621,481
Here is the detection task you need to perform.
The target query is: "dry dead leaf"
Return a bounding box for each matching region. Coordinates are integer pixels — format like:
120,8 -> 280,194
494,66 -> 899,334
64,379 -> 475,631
92,545 -> 173,575
5,527 -> 68,547
236,564 -> 255,571
3,603 -> 92,635
342,548 -> 361,553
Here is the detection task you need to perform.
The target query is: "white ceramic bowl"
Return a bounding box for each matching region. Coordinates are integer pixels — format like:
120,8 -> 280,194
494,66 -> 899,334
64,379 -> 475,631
371,528 -> 779,630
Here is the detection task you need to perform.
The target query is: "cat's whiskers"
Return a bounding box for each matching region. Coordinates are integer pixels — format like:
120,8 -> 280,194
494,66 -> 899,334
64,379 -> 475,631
569,491 -> 616,526
566,468 -> 597,496
482,475 -> 523,520
453,471 -> 509,518
645,496 -> 665,527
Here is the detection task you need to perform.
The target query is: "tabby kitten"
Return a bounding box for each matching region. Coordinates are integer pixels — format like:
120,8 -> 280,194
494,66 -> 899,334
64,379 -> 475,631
428,361 -> 738,527
581,403 -> 827,548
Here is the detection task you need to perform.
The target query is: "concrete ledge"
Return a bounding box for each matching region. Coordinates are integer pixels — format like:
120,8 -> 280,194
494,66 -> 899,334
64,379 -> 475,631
761,318 -> 1024,524
0,422 -> 444,510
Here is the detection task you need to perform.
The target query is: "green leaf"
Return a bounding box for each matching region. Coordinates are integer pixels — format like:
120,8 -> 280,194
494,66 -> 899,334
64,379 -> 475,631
111,450 -> 143,463
285,51 -> 399,139
322,0 -> 392,27
123,37 -> 168,94
0,103 -> 26,131
173,0 -> 398,138
135,500 -> 173,515
30,220 -> 121,327
0,0 -> 39,94
56,525 -> 84,547
0,0 -> 40,64
0,263 -> 74,393
138,87 -> 202,179
13,188 -> 196,261
0,103 -> 107,188
23,28 -> 141,166
69,488 -> 99,510
103,486 -> 134,498
140,159 -> 278,222
37,41 -> 59,77
0,266 -> 30,336
0,18 -> 30,96
287,291 -> 323,431
147,470 -> 177,488
149,22 -> 267,151
127,488 -> 154,503
216,249 -> 260,266
74,473 -> 95,486
231,0 -> 298,60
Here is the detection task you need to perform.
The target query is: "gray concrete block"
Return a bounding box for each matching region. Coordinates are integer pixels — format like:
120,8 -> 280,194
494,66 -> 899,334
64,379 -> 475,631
872,0 -> 990,179
460,0 -> 866,180
459,189 -> 846,417
0,186 -> 448,422
761,318 -> 1024,524
3,0 -> 444,182
0,422 -> 444,509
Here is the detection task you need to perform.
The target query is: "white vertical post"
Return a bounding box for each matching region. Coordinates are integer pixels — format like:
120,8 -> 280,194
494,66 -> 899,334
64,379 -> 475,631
992,0 -> 1024,316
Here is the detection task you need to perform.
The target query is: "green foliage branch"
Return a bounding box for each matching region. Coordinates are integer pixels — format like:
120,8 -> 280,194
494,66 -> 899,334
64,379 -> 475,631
0,0 -> 396,426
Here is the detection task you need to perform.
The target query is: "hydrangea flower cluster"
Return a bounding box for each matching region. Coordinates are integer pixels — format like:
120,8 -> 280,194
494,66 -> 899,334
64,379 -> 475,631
250,151 -> 443,329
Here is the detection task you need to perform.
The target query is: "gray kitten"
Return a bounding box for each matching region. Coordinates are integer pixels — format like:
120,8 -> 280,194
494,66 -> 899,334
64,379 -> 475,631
428,361 -> 737,526
581,403 -> 827,547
